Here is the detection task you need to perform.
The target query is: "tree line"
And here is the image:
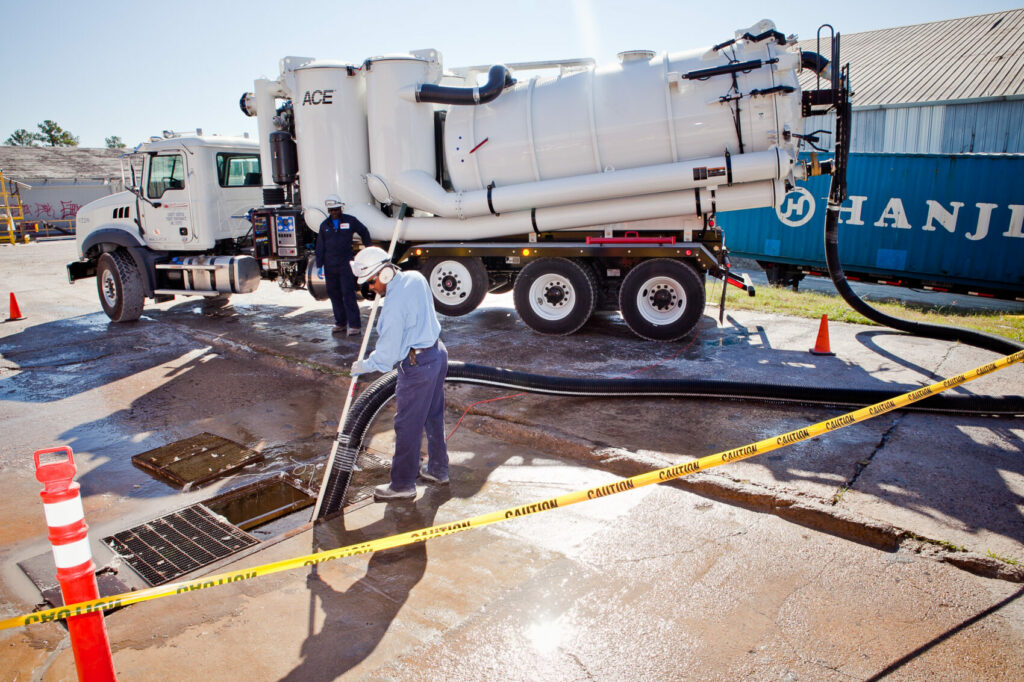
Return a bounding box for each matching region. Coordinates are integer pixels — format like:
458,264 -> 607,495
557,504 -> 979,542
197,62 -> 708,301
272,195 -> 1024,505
5,121 -> 125,149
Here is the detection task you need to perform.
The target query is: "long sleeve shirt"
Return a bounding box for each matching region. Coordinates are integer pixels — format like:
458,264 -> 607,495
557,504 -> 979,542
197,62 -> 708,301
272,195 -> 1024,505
363,270 -> 442,373
314,214 -> 372,269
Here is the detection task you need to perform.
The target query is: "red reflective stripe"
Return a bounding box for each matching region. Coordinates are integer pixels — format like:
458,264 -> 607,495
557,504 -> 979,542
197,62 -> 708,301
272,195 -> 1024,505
584,236 -> 677,244
39,484 -> 82,506
49,519 -> 89,546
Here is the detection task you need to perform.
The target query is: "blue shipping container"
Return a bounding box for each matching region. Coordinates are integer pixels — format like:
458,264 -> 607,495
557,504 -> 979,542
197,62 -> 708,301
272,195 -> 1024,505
721,153 -> 1024,297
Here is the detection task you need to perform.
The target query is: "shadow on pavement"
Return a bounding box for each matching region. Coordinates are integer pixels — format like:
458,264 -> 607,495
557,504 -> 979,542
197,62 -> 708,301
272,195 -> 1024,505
866,585 -> 1024,681
284,486 -> 454,681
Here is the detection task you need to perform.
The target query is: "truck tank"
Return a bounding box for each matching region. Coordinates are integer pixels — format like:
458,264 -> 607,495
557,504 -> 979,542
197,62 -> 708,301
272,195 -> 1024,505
442,43 -> 802,191
287,59 -> 372,231
247,20 -> 818,242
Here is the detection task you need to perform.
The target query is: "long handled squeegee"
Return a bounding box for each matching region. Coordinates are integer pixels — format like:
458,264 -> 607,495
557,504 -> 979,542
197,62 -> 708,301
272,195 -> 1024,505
311,204 -> 409,521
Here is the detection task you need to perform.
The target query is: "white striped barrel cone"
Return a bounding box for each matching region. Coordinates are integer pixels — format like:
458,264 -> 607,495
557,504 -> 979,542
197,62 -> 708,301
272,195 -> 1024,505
34,446 -> 116,681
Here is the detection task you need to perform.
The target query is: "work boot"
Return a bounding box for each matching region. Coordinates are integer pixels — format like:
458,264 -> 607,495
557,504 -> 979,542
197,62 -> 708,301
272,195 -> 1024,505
373,484 -> 416,502
332,325 -> 346,334
418,463 -> 449,485
347,327 -> 360,336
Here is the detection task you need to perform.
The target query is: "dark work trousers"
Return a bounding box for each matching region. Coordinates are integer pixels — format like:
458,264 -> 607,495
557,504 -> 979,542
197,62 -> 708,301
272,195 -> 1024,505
324,265 -> 361,328
391,340 -> 448,491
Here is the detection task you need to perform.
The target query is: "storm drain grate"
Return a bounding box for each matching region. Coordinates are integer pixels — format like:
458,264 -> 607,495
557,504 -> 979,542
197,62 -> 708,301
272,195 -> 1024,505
345,451 -> 392,505
103,505 -> 258,586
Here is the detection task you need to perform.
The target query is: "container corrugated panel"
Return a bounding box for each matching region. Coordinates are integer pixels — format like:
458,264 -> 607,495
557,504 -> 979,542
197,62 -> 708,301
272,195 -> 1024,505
722,153 -> 1024,295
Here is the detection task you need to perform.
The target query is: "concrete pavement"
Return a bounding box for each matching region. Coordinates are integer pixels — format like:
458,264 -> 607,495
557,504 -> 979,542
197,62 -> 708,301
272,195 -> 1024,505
2,240 -> 1023,679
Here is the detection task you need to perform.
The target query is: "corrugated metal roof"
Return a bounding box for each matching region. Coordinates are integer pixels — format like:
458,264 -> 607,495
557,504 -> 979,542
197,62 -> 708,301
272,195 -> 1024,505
798,9 -> 1024,106
0,146 -> 125,181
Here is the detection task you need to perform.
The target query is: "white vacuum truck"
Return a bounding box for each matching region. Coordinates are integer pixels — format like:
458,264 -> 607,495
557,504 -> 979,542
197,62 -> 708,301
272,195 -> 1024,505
69,19 -> 837,340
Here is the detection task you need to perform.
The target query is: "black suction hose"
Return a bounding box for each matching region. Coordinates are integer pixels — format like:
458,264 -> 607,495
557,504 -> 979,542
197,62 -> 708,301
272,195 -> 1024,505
800,51 -> 831,77
822,71 -> 1024,357
316,362 -> 1024,517
416,65 -> 515,105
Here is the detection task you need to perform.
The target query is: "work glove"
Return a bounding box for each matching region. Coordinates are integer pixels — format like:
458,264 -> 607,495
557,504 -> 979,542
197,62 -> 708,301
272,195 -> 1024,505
317,266 -> 324,279
350,359 -> 370,376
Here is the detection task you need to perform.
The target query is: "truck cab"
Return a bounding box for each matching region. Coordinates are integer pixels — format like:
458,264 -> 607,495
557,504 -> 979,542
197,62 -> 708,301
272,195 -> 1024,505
68,135 -> 265,321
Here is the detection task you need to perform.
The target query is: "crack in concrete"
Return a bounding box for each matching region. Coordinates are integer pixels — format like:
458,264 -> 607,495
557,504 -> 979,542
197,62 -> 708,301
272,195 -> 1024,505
831,414 -> 903,506
610,548 -> 697,564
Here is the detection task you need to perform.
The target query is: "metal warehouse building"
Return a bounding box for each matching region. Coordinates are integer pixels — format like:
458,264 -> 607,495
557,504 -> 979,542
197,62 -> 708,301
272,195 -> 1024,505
0,146 -> 125,233
801,8 -> 1024,153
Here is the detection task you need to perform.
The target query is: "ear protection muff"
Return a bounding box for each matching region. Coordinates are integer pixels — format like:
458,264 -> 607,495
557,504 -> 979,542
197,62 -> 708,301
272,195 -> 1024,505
376,264 -> 395,285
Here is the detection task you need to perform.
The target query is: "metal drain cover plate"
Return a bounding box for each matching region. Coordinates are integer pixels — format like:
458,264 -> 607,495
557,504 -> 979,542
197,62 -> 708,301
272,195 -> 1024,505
131,432 -> 263,488
103,505 -> 258,586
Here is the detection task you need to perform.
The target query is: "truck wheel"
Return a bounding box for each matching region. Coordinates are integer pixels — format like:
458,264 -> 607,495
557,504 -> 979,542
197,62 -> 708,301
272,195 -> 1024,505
619,259 -> 705,341
421,257 -> 487,316
96,251 -> 145,322
513,258 -> 597,335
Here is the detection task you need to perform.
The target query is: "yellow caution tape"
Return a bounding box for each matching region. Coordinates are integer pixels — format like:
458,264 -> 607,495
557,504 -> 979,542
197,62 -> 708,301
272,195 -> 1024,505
3,350 -> 1021,631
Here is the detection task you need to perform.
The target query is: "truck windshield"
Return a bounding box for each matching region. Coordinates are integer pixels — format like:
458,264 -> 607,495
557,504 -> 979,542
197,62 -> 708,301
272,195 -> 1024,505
216,153 -> 261,187
147,154 -> 185,198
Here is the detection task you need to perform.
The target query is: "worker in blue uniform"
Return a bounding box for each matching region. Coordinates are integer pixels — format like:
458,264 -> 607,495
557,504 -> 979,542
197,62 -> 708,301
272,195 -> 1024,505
315,195 -> 372,335
349,247 -> 449,501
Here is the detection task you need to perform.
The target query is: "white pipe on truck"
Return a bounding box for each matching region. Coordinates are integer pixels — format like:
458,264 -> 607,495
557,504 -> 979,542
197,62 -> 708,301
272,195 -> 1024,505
349,179 -> 782,241
387,147 -> 793,219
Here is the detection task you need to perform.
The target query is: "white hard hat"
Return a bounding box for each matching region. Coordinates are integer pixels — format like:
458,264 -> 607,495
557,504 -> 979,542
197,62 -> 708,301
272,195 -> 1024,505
351,246 -> 391,284
325,194 -> 344,209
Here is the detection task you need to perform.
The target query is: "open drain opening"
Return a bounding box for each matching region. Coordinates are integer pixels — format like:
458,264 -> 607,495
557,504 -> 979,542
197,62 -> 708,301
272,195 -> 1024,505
204,475 -> 314,531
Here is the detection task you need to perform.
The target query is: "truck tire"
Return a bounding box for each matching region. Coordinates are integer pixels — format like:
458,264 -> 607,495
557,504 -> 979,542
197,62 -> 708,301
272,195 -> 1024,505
619,258 -> 704,341
96,251 -> 145,322
513,258 -> 597,335
421,257 -> 488,316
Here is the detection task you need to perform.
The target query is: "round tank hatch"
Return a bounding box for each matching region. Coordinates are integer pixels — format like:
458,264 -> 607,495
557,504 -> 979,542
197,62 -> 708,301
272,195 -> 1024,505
617,50 -> 655,63
366,54 -> 431,66
295,59 -> 360,71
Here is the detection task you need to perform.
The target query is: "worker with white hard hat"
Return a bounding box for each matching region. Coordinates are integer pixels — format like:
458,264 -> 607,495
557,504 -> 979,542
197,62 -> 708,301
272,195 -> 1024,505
350,247 -> 449,501
315,194 -> 372,335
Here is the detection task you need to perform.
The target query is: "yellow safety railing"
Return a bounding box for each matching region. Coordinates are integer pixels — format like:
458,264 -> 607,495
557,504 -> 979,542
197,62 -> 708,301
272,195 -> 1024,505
0,170 -> 76,243
0,169 -> 25,244
20,219 -> 76,239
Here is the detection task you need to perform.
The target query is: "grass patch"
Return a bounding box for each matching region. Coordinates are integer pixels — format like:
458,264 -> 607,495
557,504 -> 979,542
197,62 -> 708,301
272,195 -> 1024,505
985,550 -> 1020,566
901,532 -> 967,553
711,281 -> 1024,343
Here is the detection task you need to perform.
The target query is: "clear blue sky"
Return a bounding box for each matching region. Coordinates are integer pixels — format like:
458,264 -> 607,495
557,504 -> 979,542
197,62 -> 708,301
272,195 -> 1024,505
2,0 -> 1020,148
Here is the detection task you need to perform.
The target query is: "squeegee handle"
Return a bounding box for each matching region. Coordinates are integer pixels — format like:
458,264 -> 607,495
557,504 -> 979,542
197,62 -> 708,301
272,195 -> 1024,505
311,204 -> 408,521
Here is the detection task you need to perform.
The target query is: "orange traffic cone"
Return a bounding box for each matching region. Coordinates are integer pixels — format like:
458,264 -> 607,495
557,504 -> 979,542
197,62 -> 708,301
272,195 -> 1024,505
809,314 -> 834,355
6,292 -> 25,322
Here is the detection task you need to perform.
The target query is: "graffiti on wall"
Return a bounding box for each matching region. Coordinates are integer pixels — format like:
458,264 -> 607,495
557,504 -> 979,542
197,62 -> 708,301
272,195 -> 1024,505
26,201 -> 82,220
